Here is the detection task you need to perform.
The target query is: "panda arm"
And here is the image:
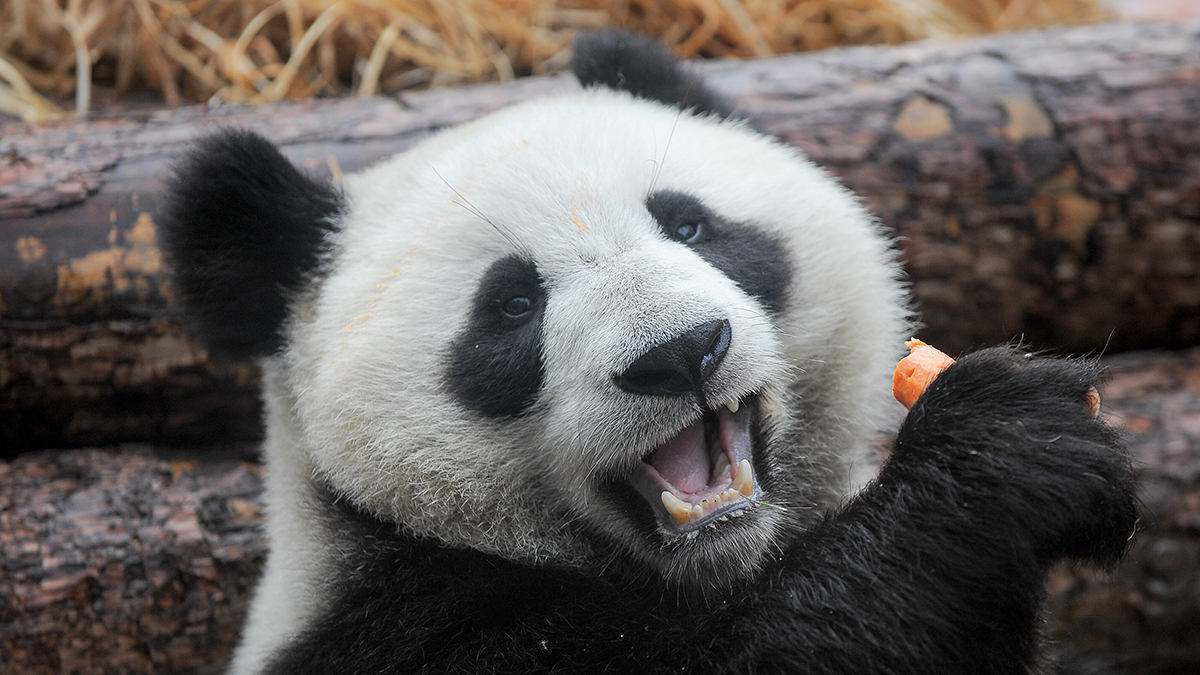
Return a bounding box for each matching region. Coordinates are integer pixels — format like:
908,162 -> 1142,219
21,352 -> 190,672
261,349 -> 1134,675
719,347 -> 1136,673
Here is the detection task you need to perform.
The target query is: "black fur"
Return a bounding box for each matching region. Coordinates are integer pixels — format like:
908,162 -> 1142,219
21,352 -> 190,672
571,30 -> 737,119
159,129 -> 342,358
444,256 -> 547,417
647,190 -> 792,314
264,348 -> 1136,674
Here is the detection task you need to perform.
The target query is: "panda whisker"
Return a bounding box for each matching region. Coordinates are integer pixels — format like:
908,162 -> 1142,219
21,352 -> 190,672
644,133 -> 660,191
728,303 -> 787,325
457,198 -> 519,248
431,166 -> 524,252
646,96 -> 687,197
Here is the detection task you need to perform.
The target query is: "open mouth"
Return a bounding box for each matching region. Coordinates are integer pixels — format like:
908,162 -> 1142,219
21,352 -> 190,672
627,397 -> 759,533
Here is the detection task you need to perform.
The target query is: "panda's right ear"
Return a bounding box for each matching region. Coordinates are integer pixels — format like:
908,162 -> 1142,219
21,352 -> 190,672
570,30 -> 736,120
159,129 -> 342,359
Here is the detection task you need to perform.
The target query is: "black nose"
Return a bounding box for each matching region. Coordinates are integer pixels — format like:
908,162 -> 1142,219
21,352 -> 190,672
614,319 -> 731,400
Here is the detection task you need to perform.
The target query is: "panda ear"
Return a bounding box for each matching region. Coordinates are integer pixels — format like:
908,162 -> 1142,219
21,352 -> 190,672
159,129 -> 342,359
570,30 -> 736,120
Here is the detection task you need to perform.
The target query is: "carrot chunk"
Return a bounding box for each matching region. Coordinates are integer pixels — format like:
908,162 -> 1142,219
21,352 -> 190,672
892,339 -> 956,409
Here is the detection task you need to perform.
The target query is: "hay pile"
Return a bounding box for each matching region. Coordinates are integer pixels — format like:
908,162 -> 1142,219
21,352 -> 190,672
0,0 -> 1106,122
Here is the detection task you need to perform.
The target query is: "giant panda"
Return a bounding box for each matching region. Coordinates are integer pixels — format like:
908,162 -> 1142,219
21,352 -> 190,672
161,31 -> 1136,675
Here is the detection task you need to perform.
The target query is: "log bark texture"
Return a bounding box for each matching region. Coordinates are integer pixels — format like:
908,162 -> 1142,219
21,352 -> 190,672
2,350 -> 1199,674
1,22 -> 1198,439
0,445 -> 264,674
1044,349 -> 1200,675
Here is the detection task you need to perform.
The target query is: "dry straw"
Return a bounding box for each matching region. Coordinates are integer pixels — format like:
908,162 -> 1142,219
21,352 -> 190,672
0,0 -> 1105,123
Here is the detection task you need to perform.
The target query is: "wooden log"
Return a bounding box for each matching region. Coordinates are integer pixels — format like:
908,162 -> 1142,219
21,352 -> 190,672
1045,349 -> 1200,672
2,349 -> 1198,674
0,445 -> 265,674
0,319 -> 261,452
2,20 -> 1198,452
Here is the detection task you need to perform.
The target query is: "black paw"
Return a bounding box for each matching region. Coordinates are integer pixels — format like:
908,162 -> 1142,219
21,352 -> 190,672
891,347 -> 1137,567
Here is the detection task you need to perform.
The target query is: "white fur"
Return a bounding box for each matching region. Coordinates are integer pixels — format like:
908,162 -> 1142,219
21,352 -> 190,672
232,87 -> 910,672
229,366 -> 338,675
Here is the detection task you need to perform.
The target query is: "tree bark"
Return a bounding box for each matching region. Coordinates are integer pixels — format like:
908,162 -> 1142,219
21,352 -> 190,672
0,444 -> 264,674
1044,349 -> 1200,674
1,21 -> 1198,444
2,350 -> 1199,674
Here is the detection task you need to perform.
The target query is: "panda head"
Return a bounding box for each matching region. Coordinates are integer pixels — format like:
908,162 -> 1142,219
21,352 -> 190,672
162,32 -> 909,590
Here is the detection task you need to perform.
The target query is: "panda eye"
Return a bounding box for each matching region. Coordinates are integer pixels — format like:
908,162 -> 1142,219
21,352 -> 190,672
501,296 -> 533,317
671,221 -> 701,243
647,192 -> 712,245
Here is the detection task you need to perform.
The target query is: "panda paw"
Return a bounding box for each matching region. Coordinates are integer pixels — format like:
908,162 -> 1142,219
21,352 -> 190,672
891,347 -> 1137,567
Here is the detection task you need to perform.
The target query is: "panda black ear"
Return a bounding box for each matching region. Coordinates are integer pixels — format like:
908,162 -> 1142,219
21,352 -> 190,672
159,129 -> 342,359
570,30 -> 736,120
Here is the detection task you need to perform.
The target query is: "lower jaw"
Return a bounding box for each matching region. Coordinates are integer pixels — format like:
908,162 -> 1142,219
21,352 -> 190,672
660,493 -> 756,534
624,493 -> 785,592
623,455 -> 764,535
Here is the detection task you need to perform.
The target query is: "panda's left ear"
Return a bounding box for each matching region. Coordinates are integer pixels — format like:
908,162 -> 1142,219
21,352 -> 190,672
159,129 -> 343,359
570,30 -> 736,120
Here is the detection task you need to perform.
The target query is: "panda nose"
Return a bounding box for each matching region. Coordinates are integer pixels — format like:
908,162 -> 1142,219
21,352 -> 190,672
614,319 -> 732,401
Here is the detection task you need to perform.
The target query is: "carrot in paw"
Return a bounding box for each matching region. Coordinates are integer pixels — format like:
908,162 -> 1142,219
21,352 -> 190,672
892,339 -> 956,409
891,338 -> 1101,417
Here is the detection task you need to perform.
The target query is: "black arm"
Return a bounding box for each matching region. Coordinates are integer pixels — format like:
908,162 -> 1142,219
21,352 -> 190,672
725,348 -> 1134,674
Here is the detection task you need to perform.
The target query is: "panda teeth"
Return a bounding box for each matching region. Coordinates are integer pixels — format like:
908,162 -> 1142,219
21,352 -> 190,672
732,460 -> 755,497
661,492 -> 693,525
713,454 -> 731,481
660,486 -> 749,525
650,398 -> 757,529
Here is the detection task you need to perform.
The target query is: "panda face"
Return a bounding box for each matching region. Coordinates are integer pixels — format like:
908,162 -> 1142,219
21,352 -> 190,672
281,89 -> 907,587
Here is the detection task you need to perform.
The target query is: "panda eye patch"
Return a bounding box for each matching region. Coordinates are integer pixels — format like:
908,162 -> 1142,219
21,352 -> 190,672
646,189 -> 793,315
647,191 -> 713,245
445,255 -> 546,418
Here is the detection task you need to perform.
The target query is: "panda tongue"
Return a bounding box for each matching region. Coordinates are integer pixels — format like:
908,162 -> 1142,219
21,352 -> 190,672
648,419 -> 711,495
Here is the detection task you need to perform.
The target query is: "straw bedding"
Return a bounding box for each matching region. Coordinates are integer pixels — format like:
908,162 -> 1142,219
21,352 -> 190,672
0,0 -> 1105,122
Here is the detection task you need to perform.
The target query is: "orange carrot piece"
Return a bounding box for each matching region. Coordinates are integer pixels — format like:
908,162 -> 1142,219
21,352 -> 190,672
892,339 -> 956,409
